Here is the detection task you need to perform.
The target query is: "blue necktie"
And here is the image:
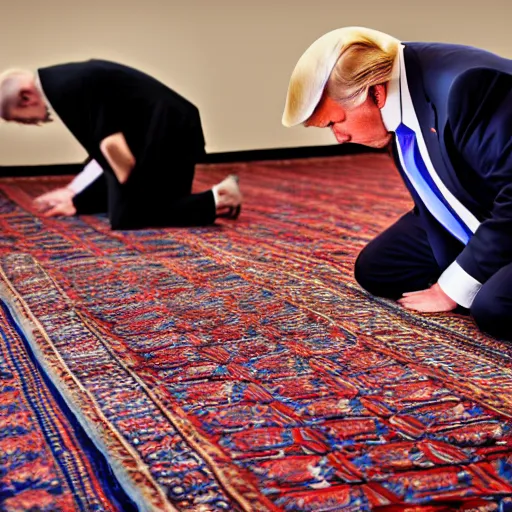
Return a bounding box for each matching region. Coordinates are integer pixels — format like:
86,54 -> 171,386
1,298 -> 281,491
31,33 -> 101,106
395,123 -> 472,245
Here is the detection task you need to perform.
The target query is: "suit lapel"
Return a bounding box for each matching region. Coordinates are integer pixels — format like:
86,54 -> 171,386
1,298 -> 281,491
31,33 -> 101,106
401,46 -> 481,216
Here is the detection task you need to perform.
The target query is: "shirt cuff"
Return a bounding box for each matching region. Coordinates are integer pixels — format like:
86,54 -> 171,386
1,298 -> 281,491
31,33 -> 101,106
438,261 -> 482,308
211,185 -> 220,206
68,160 -> 104,194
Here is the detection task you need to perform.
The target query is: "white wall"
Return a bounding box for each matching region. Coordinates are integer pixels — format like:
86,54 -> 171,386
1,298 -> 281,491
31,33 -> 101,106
0,0 -> 510,165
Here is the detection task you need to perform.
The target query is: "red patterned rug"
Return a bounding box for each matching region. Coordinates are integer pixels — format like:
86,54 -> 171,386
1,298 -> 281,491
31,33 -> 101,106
0,278 -> 136,511
1,154 -> 512,511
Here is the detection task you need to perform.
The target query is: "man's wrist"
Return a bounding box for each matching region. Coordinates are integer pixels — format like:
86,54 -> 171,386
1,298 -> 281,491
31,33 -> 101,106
65,184 -> 78,196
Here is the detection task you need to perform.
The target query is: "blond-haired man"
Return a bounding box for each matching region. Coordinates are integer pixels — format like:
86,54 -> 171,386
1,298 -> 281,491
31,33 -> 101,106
283,27 -> 512,340
0,61 -> 242,228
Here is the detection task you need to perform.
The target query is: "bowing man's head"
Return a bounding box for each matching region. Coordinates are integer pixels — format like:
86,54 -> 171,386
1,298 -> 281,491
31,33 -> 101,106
282,26 -> 399,149
0,69 -> 52,125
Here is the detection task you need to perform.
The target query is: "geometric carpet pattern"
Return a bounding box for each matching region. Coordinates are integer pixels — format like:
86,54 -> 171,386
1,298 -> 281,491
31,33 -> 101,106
1,154 -> 512,511
0,294 -> 128,512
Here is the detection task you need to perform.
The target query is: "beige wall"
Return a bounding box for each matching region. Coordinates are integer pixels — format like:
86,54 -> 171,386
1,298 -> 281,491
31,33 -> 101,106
0,0 -> 510,165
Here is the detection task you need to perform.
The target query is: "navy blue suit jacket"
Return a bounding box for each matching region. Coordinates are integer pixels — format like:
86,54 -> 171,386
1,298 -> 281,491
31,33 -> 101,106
400,43 -> 512,284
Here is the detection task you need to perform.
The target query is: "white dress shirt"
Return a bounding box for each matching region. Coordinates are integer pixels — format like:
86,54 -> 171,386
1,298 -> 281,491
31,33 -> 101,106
67,159 -> 104,194
380,45 -> 482,308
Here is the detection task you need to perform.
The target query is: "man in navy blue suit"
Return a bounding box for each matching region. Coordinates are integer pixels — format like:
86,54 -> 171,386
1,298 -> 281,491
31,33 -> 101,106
282,27 -> 512,341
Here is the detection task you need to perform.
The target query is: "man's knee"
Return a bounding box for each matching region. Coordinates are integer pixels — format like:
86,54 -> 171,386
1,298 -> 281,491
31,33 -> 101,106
470,289 -> 512,341
354,244 -> 379,294
109,207 -> 141,230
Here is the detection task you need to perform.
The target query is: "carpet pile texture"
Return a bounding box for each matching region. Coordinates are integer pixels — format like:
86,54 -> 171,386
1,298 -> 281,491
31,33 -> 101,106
1,155 -> 512,511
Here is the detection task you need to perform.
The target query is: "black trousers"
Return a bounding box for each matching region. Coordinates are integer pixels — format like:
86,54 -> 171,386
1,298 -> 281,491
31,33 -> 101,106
73,157 -> 216,230
354,210 -> 512,341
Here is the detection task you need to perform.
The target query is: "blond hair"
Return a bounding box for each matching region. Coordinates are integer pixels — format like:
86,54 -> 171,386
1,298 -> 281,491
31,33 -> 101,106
326,38 -> 398,109
282,27 -> 400,127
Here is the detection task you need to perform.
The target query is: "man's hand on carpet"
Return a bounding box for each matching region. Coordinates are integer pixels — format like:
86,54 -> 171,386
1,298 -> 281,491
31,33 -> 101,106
43,201 -> 77,217
398,283 -> 457,313
33,187 -> 77,217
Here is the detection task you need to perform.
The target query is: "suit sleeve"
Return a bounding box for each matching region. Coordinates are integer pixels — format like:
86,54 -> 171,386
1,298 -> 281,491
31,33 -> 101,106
444,68 -> 512,291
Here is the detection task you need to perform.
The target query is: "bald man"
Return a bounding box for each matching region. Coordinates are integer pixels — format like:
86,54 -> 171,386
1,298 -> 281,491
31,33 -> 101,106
282,27 -> 512,340
0,60 -> 242,229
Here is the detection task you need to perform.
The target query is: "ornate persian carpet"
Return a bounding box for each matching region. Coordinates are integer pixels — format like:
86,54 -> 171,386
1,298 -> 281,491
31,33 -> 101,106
1,154 -> 512,511
0,290 -> 136,511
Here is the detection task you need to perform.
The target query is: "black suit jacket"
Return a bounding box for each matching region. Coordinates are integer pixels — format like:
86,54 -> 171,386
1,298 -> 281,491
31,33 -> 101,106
399,43 -> 512,284
38,59 -> 206,195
